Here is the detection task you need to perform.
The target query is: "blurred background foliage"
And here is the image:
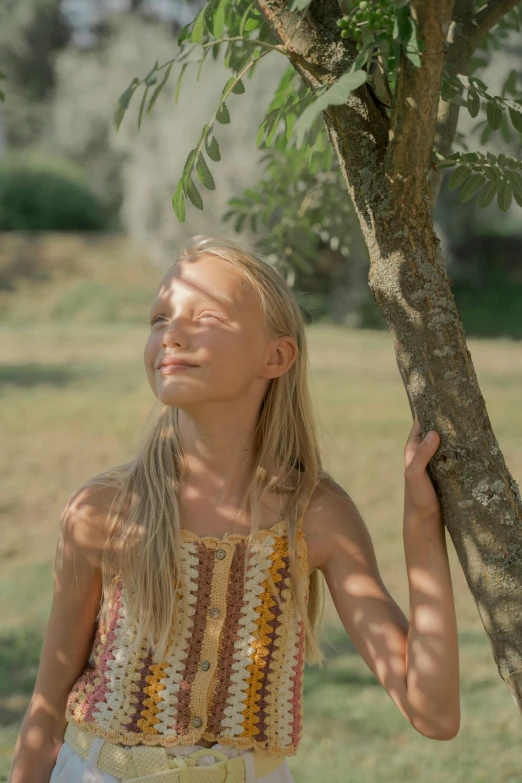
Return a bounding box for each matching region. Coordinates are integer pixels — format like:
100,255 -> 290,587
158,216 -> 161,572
0,0 -> 521,335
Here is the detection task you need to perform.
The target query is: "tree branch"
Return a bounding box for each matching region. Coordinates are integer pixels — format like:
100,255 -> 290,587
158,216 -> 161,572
385,0 -> 455,211
255,0 -> 389,149
431,0 -> 475,204
469,0 -> 521,48
430,0 -> 519,204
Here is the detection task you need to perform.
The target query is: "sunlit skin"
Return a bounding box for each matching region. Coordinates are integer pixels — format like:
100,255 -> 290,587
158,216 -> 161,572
143,253 -> 460,743
143,252 -> 299,533
8,253 -> 460,782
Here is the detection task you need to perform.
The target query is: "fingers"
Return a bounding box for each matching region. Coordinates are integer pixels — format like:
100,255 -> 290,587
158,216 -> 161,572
405,416 -> 440,467
406,428 -> 440,475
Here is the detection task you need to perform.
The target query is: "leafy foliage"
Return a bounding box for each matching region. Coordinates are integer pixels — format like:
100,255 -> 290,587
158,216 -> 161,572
115,0 -> 522,243
114,0 -> 430,223
434,150 -> 522,211
441,70 -> 522,138
223,125 -> 356,274
337,0 -> 424,72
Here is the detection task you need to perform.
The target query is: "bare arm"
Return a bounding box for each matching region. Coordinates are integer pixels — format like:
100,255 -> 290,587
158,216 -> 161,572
8,484 -> 111,783
311,425 -> 459,740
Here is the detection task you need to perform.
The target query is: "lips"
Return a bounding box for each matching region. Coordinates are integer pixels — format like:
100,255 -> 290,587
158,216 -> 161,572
159,358 -> 199,368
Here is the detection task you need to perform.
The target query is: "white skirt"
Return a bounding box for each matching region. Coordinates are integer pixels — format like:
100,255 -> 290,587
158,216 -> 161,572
49,737 -> 295,783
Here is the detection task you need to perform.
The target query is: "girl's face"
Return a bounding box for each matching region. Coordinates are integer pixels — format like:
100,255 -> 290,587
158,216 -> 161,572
144,253 -> 293,410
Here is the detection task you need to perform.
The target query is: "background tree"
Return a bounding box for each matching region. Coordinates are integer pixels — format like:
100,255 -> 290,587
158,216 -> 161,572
115,0 -> 522,712
0,0 -> 72,149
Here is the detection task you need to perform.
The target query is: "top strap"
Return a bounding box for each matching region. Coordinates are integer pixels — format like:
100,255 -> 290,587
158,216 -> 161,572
297,485 -> 315,534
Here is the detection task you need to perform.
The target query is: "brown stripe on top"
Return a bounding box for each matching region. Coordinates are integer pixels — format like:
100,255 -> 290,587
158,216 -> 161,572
124,650 -> 154,732
206,539 -> 248,735
255,552 -> 290,743
175,543 -> 215,736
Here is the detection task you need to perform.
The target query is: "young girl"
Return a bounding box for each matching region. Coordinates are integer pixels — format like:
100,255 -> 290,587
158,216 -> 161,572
9,235 -> 459,783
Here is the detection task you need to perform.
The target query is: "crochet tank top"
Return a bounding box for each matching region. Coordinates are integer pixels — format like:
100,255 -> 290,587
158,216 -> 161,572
65,512 -> 310,757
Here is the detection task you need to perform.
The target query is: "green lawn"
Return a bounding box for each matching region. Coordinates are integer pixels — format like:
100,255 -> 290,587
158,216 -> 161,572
1,311 -> 521,781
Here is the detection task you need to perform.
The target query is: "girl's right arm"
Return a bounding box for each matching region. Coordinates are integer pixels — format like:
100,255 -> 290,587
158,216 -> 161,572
8,483 -> 113,783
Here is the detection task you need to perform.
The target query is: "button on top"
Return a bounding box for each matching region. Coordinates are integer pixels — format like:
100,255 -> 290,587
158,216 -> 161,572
209,607 -> 220,618
201,660 -> 210,671
215,548 -> 226,560
192,716 -> 202,728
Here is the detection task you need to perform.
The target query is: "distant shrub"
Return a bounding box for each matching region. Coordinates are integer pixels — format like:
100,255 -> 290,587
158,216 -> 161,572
0,152 -> 109,231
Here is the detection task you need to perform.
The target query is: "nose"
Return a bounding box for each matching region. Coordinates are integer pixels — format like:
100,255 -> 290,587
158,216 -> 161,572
162,317 -> 190,348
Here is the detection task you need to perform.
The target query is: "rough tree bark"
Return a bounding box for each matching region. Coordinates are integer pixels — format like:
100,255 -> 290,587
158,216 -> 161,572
256,0 -> 522,711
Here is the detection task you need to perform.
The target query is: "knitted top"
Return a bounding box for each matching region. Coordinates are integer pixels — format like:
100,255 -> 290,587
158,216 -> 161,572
65,516 -> 310,757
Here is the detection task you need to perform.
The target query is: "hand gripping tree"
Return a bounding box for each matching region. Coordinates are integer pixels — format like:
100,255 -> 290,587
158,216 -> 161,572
114,0 -> 522,711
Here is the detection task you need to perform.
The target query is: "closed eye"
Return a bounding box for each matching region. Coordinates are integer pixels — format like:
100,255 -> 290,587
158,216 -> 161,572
149,312 -> 219,326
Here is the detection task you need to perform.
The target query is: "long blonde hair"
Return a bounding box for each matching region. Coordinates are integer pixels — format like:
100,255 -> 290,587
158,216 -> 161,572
88,235 -> 329,667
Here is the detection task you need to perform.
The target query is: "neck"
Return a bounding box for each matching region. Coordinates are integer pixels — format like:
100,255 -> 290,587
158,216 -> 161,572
177,404 -> 259,505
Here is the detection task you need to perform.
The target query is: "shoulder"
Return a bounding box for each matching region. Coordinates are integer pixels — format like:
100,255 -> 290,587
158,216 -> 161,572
305,473 -> 357,525
301,474 -> 372,572
59,465 -> 131,572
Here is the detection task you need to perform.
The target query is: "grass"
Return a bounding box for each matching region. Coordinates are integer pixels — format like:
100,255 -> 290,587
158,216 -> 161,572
1,234 -> 522,781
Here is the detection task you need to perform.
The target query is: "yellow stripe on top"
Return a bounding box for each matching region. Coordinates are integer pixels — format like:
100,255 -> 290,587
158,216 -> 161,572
241,534 -> 287,738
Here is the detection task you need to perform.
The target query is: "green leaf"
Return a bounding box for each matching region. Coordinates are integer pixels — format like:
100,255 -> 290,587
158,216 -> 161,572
497,182 -> 513,211
256,120 -> 267,146
216,101 -> 230,124
477,180 -> 498,208
197,48 -> 209,82
191,8 -> 206,43
239,3 -> 254,35
138,84 -> 150,130
502,69 -> 518,98
178,22 -> 191,46
212,0 -> 226,38
182,148 -> 198,189
514,190 -> 522,208
114,78 -> 140,131
294,70 -> 367,147
186,178 -> 204,210
448,165 -> 471,190
459,173 -> 485,202
500,112 -> 512,142
232,78 -> 245,95
205,134 -> 221,162
486,100 -> 502,131
394,7 -> 412,42
264,109 -> 282,147
148,62 -> 173,116
172,180 -> 186,222
480,122 -> 492,145
175,63 -> 188,105
285,111 -> 296,141
245,18 -> 260,31
196,152 -> 216,190
467,89 -> 480,118
508,105 -> 522,133
440,78 -> 457,101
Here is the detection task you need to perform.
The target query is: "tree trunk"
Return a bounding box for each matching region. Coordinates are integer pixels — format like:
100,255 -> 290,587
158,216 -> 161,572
256,0 -> 522,711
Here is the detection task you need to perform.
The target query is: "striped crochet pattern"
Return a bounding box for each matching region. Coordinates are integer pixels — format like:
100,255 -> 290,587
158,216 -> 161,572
65,519 -> 309,757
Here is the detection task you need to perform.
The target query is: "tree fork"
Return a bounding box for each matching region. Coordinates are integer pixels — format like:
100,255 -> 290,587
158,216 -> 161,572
256,0 -> 522,711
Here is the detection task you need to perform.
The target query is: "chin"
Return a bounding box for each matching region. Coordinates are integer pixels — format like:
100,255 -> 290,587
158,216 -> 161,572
156,389 -> 201,408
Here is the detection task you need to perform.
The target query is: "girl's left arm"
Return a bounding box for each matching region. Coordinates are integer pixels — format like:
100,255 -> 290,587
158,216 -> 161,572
314,417 -> 459,741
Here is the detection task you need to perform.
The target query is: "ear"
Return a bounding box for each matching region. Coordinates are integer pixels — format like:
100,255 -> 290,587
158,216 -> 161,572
264,335 -> 298,380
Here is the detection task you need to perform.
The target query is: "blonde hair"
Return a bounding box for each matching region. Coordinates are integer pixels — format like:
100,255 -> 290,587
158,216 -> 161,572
88,235 -> 329,667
